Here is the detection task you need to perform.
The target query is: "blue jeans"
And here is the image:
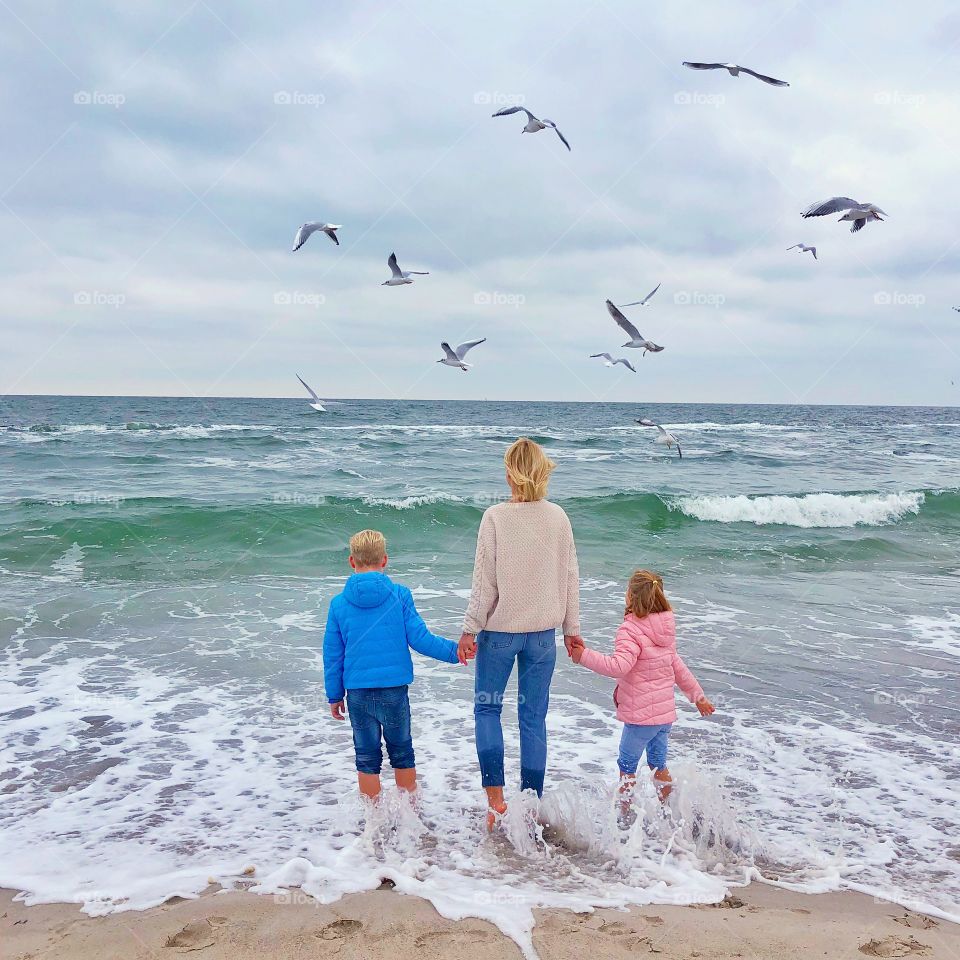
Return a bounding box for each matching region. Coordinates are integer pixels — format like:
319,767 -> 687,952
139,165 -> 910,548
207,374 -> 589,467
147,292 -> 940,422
618,722 -> 672,775
346,685 -> 415,775
474,628 -> 556,796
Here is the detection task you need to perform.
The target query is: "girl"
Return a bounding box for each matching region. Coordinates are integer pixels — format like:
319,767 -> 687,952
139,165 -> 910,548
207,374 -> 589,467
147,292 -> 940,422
570,570 -> 714,803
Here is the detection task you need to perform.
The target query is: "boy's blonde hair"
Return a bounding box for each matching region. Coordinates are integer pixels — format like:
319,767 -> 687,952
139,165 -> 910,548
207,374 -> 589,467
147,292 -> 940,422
349,529 -> 386,568
625,569 -> 672,618
504,437 -> 555,502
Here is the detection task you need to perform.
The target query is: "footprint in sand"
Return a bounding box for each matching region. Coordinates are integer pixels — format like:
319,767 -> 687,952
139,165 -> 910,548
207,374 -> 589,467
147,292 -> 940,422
414,928 -> 498,949
892,914 -> 939,931
317,919 -> 363,941
163,919 -> 220,952
859,935 -> 931,957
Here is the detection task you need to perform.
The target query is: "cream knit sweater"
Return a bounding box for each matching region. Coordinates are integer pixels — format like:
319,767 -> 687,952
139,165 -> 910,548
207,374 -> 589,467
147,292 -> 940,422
462,499 -> 581,636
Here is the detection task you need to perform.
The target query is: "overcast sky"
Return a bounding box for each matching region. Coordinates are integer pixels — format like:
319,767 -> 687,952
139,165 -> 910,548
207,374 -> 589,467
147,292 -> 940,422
2,0 -> 959,405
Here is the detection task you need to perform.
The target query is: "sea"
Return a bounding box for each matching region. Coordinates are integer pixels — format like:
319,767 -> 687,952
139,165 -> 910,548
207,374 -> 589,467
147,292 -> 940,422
1,396 -> 958,953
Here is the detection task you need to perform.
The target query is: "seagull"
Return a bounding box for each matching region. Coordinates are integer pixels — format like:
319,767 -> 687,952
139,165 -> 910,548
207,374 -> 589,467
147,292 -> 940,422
292,222 -> 341,251
619,282 -> 661,307
438,338 -> 486,372
787,243 -> 818,260
491,106 -> 571,151
605,300 -> 664,355
590,353 -> 637,373
296,374 -> 325,412
637,418 -> 682,459
953,307 -> 960,313
682,61 -> 789,87
383,252 -> 430,286
801,197 -> 887,233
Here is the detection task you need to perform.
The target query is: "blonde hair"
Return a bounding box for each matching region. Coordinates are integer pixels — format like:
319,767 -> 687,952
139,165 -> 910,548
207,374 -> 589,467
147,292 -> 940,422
625,569 -> 672,618
504,437 -> 555,502
349,529 -> 386,567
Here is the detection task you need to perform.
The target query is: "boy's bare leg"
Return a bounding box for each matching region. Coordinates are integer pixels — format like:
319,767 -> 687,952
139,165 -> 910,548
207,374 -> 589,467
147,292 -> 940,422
652,767 -> 672,802
484,785 -> 507,830
394,767 -> 417,793
358,772 -> 381,799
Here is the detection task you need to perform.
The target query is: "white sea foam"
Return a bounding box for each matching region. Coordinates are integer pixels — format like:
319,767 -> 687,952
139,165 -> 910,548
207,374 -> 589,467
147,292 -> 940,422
904,613 -> 960,658
670,491 -> 924,528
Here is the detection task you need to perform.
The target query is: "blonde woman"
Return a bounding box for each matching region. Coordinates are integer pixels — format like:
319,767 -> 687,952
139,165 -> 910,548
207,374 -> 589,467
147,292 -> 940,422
458,437 -> 582,827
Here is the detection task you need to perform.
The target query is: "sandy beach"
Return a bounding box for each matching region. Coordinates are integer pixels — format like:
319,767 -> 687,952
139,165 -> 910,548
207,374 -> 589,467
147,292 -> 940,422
3,883 -> 956,960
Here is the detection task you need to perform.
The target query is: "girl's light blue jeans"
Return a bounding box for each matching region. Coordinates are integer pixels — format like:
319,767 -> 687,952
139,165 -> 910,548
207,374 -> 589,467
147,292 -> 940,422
618,722 -> 672,775
473,628 -> 556,797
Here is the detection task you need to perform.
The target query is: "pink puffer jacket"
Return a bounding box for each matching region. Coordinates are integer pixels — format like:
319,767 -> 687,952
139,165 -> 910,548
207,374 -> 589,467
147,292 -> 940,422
579,610 -> 703,725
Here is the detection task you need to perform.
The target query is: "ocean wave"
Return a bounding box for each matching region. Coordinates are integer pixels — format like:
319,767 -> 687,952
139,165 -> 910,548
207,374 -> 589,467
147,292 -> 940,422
668,491 -> 925,528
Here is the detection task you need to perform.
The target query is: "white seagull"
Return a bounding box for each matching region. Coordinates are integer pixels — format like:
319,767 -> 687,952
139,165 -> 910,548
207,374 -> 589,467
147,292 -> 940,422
383,252 -> 429,286
787,243 -> 818,260
292,222 -> 341,251
619,282 -> 661,307
637,418 -> 682,459
590,353 -> 637,373
801,197 -> 888,233
682,61 -> 789,87
491,106 -> 571,151
605,300 -> 664,354
296,374 -> 326,412
438,338 -> 486,372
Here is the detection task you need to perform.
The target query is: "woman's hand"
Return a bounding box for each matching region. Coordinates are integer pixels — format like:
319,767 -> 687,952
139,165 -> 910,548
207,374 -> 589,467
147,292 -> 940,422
458,633 -> 477,665
696,696 -> 715,716
563,634 -> 583,658
570,643 -> 585,664
330,701 -> 346,720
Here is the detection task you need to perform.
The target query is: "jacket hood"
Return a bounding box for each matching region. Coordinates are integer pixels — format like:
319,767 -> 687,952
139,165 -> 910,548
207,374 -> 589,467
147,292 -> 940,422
343,571 -> 393,609
627,609 -> 676,648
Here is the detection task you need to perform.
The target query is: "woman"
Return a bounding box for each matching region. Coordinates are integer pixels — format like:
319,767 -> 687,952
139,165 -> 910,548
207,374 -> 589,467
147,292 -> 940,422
458,437 -> 582,827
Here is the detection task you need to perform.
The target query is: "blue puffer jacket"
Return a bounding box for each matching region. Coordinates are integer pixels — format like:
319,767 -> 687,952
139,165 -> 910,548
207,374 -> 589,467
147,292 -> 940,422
322,572 -> 458,703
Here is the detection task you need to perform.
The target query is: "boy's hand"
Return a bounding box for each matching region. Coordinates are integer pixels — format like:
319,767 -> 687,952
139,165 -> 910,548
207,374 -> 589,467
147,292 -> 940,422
696,696 -> 715,717
457,633 -> 477,665
330,701 -> 346,720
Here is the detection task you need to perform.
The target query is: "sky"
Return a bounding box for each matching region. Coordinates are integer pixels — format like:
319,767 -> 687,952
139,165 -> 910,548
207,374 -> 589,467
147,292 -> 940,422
1,0 -> 959,405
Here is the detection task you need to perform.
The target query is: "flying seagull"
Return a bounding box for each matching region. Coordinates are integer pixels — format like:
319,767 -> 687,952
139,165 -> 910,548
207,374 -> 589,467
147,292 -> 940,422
491,106 -> 571,151
438,338 -> 486,372
801,197 -> 887,233
619,282 -> 661,307
787,243 -> 818,260
637,418 -> 682,459
590,353 -> 637,373
296,374 -> 325,412
292,222 -> 341,251
953,307 -> 960,313
682,62 -> 789,87
383,252 -> 430,286
605,300 -> 664,354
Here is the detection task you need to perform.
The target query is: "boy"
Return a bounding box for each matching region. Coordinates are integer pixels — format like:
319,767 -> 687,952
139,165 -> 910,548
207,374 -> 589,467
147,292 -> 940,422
323,529 -> 459,799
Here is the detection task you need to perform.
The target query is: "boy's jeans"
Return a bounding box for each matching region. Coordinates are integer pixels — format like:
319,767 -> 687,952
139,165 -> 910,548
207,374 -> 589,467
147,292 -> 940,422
474,629 -> 556,797
347,685 -> 415,774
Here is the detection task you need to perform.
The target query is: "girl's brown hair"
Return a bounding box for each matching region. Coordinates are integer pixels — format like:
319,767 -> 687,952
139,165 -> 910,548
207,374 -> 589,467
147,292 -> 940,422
625,569 -> 672,618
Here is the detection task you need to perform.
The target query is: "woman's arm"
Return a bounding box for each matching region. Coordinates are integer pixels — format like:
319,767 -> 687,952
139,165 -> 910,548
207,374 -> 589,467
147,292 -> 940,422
562,519 -> 581,637
578,625 -> 640,679
462,511 -> 498,636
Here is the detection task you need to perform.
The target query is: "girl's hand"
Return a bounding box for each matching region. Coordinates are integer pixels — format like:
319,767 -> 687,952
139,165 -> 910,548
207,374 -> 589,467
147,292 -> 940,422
457,633 -> 477,665
696,696 -> 715,716
570,641 -> 586,664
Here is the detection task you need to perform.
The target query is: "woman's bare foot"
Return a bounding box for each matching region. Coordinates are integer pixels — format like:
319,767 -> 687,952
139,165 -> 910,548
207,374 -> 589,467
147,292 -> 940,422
484,786 -> 507,832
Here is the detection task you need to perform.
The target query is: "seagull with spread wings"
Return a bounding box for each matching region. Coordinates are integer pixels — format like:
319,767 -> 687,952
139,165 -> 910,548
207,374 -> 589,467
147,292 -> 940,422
787,243 -> 818,259
682,61 -> 789,86
292,222 -> 341,251
296,375 -> 326,412
491,105 -> 571,151
619,282 -> 661,307
605,300 -> 664,355
637,418 -> 682,459
801,197 -> 887,233
590,353 -> 637,373
383,252 -> 430,286
438,338 -> 486,372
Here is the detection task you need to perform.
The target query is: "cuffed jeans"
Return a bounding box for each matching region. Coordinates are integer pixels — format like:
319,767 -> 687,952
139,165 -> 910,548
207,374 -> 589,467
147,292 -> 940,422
347,685 -> 414,774
474,628 -> 556,796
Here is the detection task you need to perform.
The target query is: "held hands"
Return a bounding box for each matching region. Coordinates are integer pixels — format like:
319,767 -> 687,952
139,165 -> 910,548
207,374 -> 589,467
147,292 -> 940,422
696,696 -> 715,717
330,701 -> 345,720
564,634 -> 585,663
457,633 -> 477,665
